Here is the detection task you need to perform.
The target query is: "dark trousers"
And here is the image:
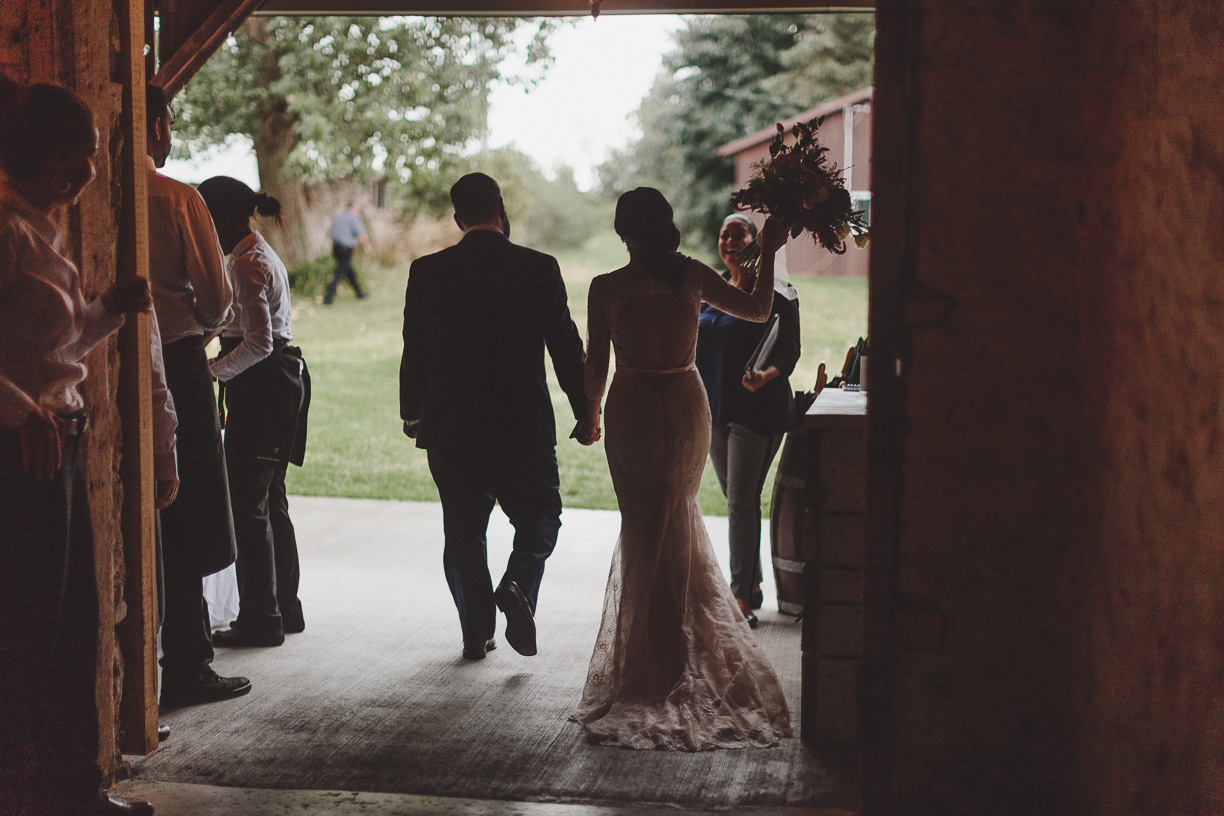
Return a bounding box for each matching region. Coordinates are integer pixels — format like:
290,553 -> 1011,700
325,242 -> 364,302
226,456 -> 302,635
427,446 -> 562,644
0,425 -> 102,813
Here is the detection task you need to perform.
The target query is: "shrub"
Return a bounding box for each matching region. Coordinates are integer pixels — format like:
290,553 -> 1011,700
288,254 -> 339,298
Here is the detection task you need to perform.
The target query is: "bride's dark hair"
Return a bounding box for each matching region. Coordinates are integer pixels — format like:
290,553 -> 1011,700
614,187 -> 685,288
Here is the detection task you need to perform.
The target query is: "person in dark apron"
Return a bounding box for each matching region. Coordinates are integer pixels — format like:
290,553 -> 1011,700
197,176 -> 309,648
0,74 -> 156,816
145,85 -> 249,707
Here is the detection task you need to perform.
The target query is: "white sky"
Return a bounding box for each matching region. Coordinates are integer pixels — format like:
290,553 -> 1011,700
165,15 -> 683,192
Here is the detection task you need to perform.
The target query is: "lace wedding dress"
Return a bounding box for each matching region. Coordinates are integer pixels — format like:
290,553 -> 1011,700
573,255 -> 793,751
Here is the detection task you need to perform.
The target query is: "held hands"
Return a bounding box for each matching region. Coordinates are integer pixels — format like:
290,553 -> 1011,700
570,415 -> 601,446
402,420 -> 420,439
18,406 -> 63,481
759,217 -> 789,256
101,277 -> 152,316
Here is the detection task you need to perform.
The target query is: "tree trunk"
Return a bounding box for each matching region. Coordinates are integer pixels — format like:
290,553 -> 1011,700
253,107 -> 312,264
245,17 -> 311,265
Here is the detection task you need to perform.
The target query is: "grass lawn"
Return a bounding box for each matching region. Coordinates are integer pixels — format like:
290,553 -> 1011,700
284,230 -> 867,516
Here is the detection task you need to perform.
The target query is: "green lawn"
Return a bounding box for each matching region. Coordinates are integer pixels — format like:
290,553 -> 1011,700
284,230 -> 867,515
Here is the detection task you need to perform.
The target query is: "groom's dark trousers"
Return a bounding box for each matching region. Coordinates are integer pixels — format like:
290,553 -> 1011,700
400,228 -> 586,645
427,445 -> 562,643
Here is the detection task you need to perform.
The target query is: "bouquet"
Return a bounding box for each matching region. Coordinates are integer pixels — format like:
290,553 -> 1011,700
729,116 -> 869,272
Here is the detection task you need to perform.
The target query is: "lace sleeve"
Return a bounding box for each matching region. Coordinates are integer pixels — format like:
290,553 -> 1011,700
584,275 -> 611,402
695,259 -> 773,322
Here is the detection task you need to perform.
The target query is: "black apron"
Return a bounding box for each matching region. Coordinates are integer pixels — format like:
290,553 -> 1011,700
160,335 -> 237,577
218,337 -> 310,471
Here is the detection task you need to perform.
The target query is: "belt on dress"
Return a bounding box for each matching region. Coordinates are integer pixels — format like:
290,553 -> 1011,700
616,363 -> 696,375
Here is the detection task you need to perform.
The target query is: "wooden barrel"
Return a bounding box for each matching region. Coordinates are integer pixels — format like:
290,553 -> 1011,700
769,430 -> 806,616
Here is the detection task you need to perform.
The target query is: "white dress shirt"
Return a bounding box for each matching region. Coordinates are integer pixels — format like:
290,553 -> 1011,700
210,231 -> 293,383
146,156 -> 232,343
0,184 -> 126,428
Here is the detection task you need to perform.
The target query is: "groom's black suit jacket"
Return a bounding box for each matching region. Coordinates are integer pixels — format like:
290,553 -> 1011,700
399,229 -> 586,457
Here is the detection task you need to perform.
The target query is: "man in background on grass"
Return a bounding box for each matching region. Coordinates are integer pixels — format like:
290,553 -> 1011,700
324,201 -> 370,304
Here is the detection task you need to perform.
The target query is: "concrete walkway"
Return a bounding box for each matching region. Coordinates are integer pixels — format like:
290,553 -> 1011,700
118,497 -> 855,815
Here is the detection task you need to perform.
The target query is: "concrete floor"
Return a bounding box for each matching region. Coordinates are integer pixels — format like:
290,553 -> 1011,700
119,497 -> 854,815
113,781 -> 856,816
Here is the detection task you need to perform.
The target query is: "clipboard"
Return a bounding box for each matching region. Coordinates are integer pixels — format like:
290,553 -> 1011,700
744,313 -> 780,376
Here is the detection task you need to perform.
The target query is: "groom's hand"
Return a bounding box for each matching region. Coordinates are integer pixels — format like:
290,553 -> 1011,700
402,420 -> 420,439
570,417 -> 600,446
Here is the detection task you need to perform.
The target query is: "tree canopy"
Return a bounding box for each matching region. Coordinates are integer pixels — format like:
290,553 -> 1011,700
599,14 -> 874,250
172,16 -> 554,258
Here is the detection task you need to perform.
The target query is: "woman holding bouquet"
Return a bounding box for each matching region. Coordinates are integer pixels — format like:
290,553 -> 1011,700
696,213 -> 801,628
573,188 -> 792,751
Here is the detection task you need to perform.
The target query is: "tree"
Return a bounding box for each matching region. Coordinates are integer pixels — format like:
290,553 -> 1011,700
599,14 -> 874,250
172,16 -> 554,262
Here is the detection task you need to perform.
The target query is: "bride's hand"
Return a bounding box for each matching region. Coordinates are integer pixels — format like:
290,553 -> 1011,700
760,217 -> 789,255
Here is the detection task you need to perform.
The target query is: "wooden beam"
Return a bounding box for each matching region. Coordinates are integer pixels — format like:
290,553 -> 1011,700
153,0 -> 265,98
115,0 -> 159,757
256,0 -> 873,14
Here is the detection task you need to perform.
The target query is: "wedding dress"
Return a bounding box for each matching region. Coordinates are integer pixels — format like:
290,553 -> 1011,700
573,255 -> 793,751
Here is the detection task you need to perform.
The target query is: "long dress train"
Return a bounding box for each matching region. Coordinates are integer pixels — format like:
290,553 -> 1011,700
573,256 -> 792,751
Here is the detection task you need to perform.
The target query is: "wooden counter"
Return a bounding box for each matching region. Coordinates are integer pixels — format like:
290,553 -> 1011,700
800,387 -> 866,744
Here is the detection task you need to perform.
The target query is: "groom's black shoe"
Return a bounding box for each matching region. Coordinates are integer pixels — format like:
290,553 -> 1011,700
462,638 -> 497,661
494,581 -> 537,656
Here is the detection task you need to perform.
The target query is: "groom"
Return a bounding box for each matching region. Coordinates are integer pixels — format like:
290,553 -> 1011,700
400,172 -> 591,660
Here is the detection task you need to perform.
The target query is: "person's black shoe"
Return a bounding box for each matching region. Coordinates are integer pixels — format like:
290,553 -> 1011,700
750,585 -> 764,610
493,581 -> 537,656
462,638 -> 497,661
213,626 -> 284,647
157,723 -> 171,742
160,668 -> 252,708
357,291 -> 370,299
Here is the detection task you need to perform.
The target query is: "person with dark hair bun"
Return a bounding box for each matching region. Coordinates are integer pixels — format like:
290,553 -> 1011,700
573,188 -> 793,750
0,74 -> 156,816
197,176 -> 309,648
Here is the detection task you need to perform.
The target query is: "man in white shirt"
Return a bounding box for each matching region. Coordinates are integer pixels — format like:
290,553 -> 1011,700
145,85 -> 251,707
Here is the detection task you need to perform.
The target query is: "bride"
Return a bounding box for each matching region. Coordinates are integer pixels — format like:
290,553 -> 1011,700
572,188 -> 792,750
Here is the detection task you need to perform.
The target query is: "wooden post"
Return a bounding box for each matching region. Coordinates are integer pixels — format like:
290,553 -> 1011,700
114,0 -> 159,757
